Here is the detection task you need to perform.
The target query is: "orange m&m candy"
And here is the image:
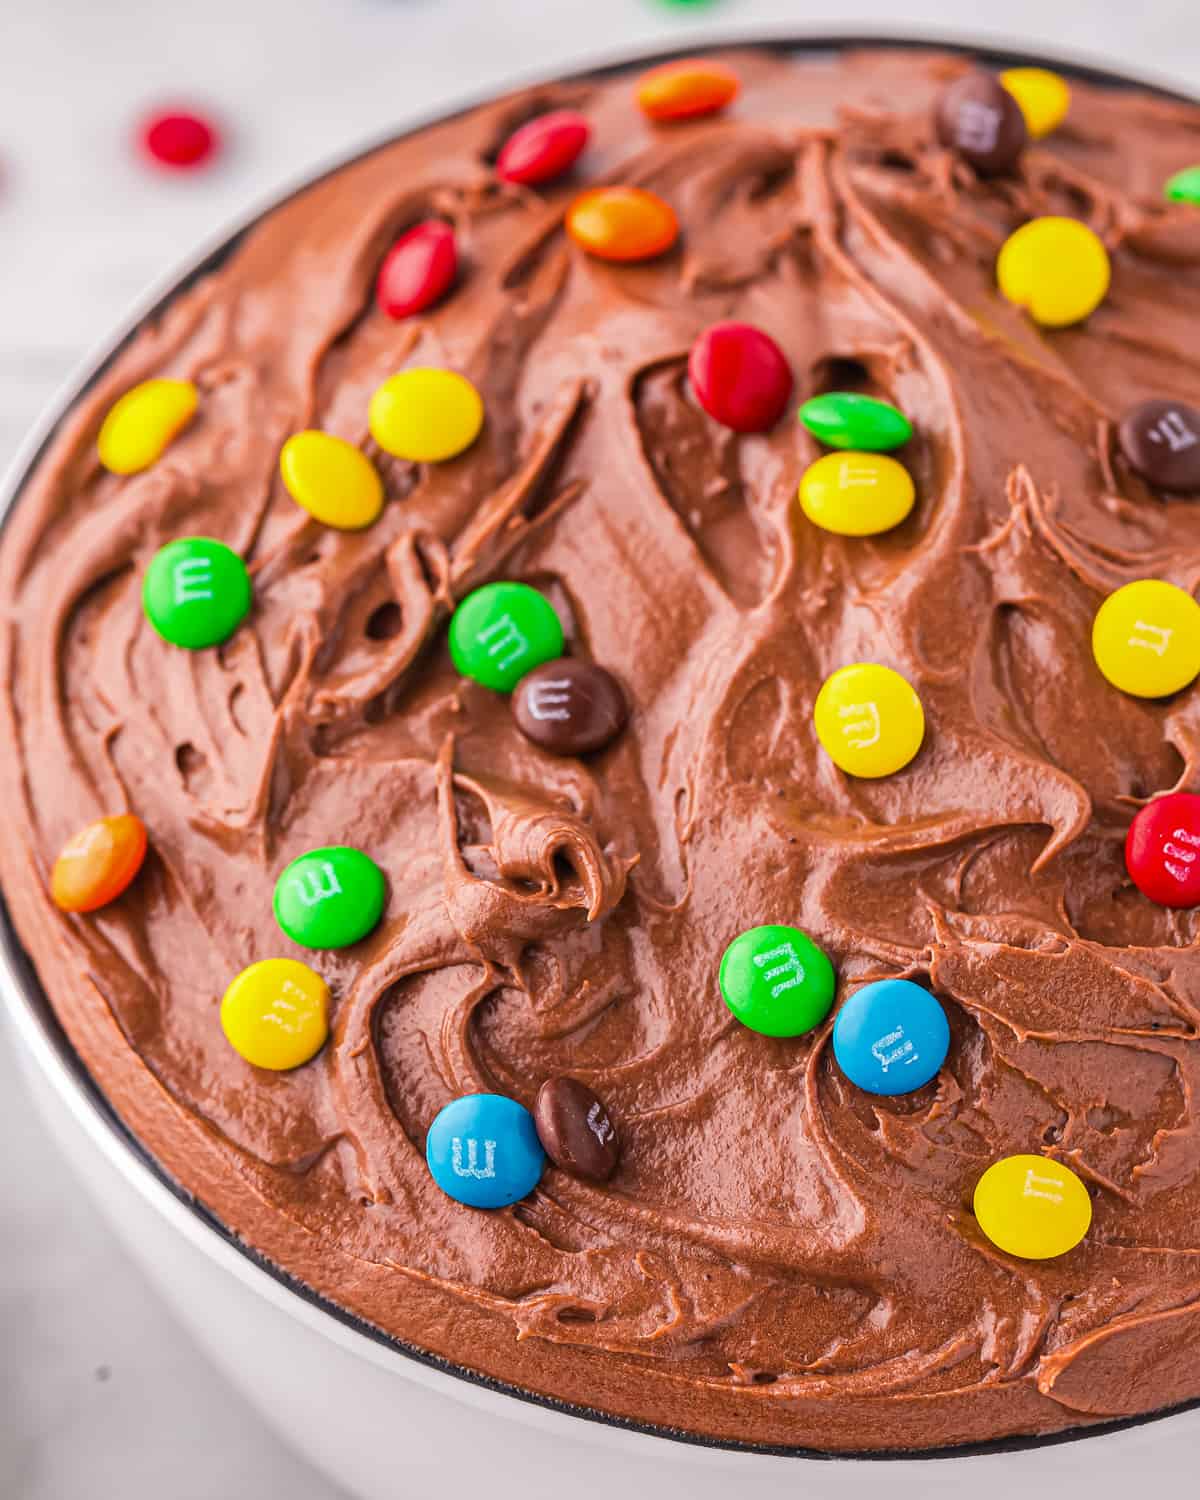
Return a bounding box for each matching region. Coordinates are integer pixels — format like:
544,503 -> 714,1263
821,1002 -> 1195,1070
51,814 -> 148,913
636,60 -> 739,122
566,187 -> 678,263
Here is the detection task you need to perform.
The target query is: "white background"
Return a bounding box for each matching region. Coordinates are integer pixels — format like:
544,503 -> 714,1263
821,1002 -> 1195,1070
2,1 -> 1199,1496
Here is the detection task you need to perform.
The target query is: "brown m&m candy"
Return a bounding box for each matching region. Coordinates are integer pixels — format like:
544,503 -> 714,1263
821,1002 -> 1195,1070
1118,399 -> 1200,493
512,659 -> 627,755
534,1077 -> 619,1182
935,71 -> 1027,174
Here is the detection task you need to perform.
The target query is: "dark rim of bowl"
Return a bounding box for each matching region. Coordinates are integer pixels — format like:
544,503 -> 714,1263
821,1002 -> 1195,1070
3,28 -> 1199,1464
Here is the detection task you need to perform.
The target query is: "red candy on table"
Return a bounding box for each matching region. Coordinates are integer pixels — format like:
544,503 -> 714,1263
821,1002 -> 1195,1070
1126,793 -> 1200,907
139,109 -> 220,170
376,220 -> 458,320
688,322 -> 793,433
496,109 -> 590,186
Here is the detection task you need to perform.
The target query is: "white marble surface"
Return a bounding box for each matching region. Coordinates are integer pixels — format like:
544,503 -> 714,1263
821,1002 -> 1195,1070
2,1 -> 1199,1495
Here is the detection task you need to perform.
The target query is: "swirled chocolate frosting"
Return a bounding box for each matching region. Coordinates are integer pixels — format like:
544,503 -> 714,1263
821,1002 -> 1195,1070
5,47 -> 1200,1453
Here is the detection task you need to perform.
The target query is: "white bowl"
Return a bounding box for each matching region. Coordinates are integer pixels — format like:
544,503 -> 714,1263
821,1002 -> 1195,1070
4,34 -> 1199,1500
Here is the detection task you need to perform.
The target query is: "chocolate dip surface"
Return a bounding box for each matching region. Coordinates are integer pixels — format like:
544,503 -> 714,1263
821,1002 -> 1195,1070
4,46 -> 1200,1453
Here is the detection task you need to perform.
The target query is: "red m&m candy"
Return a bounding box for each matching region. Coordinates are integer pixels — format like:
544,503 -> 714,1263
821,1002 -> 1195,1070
496,110 -> 590,187
1126,793 -> 1200,907
376,220 -> 457,320
688,322 -> 793,433
139,109 -> 219,170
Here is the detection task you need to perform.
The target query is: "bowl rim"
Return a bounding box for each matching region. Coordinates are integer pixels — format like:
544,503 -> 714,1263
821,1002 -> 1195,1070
3,25 -> 1200,1465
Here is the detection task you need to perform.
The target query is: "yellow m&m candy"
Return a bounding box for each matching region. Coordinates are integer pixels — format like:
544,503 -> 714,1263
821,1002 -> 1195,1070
280,431 -> 384,530
368,369 -> 484,464
814,663 -> 925,779
974,1154 -> 1092,1260
1092,579 -> 1200,698
98,378 -> 198,475
996,217 -> 1110,328
221,958 -> 330,1071
1000,68 -> 1071,140
798,452 -> 915,537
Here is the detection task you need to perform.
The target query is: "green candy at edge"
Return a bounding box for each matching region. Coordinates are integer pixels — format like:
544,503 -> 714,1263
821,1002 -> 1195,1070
449,581 -> 564,693
142,536 -> 252,650
274,846 -> 387,949
719,924 -> 837,1038
1165,165 -> 1200,205
798,392 -> 914,452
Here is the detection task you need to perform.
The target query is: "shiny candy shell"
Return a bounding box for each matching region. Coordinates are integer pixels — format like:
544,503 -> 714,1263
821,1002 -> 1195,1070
719,924 -> 836,1038
1092,579 -> 1200,698
368,369 -> 484,463
449,582 -> 564,693
814,663 -> 925,779
1164,165 -> 1200,205
50,814 -> 148,913
280,431 -> 384,530
1117,398 -> 1200,493
512,659 -> 628,755
996,216 -> 1111,328
140,109 -> 219,170
688,322 -> 793,433
973,1154 -> 1092,1260
534,1077 -> 619,1182
496,109 -> 590,186
98,378 -> 197,475
566,187 -> 678,263
1000,68 -> 1071,140
221,958 -> 330,1071
273,846 -> 387,949
376,220 -> 457,320
934,71 -> 1026,174
142,537 -> 252,650
636,60 -> 739,123
1126,793 -> 1200,908
799,452 -> 915,537
798,391 -> 912,452
426,1093 -> 545,1209
832,979 -> 949,1096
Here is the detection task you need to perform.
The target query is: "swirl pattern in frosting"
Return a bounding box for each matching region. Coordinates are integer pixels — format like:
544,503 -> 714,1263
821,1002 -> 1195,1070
4,47 -> 1200,1452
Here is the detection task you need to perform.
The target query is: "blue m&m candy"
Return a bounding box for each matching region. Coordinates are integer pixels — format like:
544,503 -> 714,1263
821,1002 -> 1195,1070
832,979 -> 949,1096
426,1094 -> 545,1209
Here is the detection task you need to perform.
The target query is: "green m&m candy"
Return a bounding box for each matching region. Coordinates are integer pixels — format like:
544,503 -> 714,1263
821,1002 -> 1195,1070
273,846 -> 386,949
1165,165 -> 1200,205
719,924 -> 836,1037
798,392 -> 913,452
142,537 -> 251,649
449,582 -> 564,692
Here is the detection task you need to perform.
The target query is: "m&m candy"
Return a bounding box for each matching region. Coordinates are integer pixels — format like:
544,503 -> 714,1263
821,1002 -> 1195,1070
368,369 -> 484,463
273,846 -> 387,949
566,187 -> 678,263
496,110 -> 589,186
50,814 -> 148,913
688,323 -> 793,433
635,60 -> 739,123
426,1093 -> 545,1209
221,958 -> 330,1071
375,220 -> 457,320
1125,793 -> 1200,908
1117,398 -> 1200,493
1000,67 -> 1071,140
935,71 -> 1027,174
996,217 -> 1111,328
142,537 -> 252,650
973,1154 -> 1092,1260
449,582 -> 564,692
718,924 -> 836,1038
139,108 -> 219,170
1091,579 -> 1200,698
280,431 -> 384,530
98,378 -> 198,475
534,1076 -> 620,1182
814,663 -> 925,778
798,392 -> 912,452
1165,165 -> 1200,205
798,452 -> 915,537
511,659 -> 628,755
832,979 -> 949,1096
